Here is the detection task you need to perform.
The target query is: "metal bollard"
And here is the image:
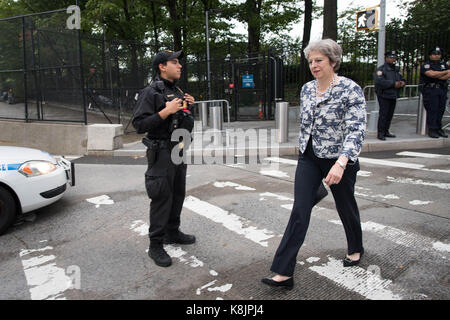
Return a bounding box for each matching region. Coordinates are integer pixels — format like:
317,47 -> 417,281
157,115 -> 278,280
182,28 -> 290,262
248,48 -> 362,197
199,102 -> 208,127
367,96 -> 380,133
210,105 -> 223,146
276,102 -> 289,143
416,93 -> 427,135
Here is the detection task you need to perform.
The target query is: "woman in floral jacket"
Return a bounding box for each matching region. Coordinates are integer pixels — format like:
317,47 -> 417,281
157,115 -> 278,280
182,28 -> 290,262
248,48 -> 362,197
262,39 -> 367,290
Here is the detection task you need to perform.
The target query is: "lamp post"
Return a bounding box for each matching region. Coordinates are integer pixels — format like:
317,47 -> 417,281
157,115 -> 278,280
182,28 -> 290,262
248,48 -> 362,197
205,8 -> 222,100
205,10 -> 211,99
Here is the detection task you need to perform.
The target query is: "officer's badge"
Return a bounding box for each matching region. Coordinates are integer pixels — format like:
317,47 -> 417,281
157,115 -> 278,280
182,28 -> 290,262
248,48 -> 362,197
441,65 -> 445,69
377,70 -> 383,76
424,64 -> 430,69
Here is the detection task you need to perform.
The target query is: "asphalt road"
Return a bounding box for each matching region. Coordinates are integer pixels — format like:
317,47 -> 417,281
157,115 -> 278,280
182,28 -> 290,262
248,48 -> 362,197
0,147 -> 449,301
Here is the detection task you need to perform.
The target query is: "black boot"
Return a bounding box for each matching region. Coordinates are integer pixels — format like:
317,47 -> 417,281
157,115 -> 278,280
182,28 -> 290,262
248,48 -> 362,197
438,129 -> 448,138
428,129 -> 439,138
148,244 -> 172,267
377,133 -> 386,140
164,230 -> 196,245
385,131 -> 396,138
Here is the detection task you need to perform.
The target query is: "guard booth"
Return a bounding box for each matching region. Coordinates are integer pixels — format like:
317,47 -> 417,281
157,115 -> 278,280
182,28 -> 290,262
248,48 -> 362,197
229,51 -> 283,121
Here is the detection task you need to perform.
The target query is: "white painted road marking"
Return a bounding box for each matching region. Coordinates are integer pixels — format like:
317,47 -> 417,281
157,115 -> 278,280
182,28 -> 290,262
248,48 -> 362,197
213,181 -> 256,191
86,195 -> 114,208
183,196 -> 276,247
387,176 -> 450,190
329,220 -> 450,257
359,157 -> 450,174
396,151 -> 450,160
309,256 -> 402,300
20,246 -> 73,300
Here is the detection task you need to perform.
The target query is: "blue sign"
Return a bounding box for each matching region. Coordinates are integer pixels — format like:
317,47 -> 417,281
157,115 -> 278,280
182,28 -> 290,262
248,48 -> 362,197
242,74 -> 255,88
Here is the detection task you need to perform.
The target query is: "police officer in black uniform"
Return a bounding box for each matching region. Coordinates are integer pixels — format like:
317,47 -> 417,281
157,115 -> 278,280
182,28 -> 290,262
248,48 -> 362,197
132,50 -> 196,267
420,46 -> 450,138
374,50 -> 406,140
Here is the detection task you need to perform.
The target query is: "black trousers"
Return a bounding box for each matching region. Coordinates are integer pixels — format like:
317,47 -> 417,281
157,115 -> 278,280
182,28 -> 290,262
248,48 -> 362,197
270,139 -> 363,277
422,87 -> 447,130
145,148 -> 187,246
377,96 -> 397,135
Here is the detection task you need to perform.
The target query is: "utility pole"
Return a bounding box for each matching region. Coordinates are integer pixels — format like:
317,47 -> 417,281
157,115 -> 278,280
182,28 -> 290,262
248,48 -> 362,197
205,10 -> 211,100
369,0 -> 386,132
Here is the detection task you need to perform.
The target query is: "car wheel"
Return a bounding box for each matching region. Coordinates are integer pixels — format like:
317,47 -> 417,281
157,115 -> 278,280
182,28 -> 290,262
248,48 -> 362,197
0,186 -> 16,235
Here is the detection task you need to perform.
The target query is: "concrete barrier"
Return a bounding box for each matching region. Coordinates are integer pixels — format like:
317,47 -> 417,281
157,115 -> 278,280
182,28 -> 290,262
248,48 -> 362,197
0,120 -> 88,155
87,124 -> 123,151
0,120 -> 124,155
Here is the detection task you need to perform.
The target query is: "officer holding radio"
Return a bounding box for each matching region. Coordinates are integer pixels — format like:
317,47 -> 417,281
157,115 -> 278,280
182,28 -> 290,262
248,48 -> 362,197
132,50 -> 196,268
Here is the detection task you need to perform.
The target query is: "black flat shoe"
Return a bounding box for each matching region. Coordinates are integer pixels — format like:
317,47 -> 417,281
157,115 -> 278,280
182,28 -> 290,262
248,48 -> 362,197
343,249 -> 364,267
261,277 -> 294,290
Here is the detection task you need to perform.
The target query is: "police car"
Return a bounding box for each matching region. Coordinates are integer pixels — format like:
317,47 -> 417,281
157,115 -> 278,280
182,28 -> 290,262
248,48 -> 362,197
0,146 -> 74,235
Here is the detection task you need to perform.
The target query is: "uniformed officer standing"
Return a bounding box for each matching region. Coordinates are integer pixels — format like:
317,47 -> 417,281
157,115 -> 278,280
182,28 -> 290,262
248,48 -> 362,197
132,50 -> 196,267
374,50 -> 406,140
420,46 -> 450,138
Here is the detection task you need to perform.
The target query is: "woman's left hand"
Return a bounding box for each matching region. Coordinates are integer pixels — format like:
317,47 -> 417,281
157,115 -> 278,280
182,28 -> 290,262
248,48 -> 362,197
324,163 -> 345,186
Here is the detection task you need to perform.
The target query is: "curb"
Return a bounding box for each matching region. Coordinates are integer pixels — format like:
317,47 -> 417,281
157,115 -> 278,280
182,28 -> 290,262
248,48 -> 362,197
87,136 -> 450,157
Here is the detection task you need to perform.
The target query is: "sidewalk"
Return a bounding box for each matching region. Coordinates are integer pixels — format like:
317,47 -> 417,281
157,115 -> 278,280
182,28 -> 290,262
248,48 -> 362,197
109,115 -> 450,157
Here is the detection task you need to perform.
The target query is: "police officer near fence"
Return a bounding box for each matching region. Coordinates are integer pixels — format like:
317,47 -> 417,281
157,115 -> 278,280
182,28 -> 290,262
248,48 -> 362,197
374,50 -> 406,140
420,46 -> 450,138
132,50 -> 196,267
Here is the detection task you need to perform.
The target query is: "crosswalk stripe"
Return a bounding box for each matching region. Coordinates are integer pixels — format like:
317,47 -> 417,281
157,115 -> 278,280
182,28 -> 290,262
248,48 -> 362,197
329,220 -> 449,258
265,156 -> 450,174
19,246 -> 72,300
359,157 -> 450,174
396,151 -> 450,160
308,256 -> 402,300
183,196 -> 276,247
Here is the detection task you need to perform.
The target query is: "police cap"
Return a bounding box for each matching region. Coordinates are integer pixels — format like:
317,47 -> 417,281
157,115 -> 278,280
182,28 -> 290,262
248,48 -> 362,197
385,50 -> 397,58
152,50 -> 184,72
428,46 -> 443,55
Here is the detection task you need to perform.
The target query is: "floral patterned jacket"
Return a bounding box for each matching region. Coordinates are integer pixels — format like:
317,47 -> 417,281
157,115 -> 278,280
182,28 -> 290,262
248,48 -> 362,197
298,76 -> 366,162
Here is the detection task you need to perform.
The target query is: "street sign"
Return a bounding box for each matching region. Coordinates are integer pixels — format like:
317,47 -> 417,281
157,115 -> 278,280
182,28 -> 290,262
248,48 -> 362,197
356,8 -> 378,32
242,74 -> 255,88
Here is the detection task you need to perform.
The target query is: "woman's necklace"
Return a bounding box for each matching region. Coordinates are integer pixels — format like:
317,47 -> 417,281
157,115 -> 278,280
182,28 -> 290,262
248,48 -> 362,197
315,73 -> 337,97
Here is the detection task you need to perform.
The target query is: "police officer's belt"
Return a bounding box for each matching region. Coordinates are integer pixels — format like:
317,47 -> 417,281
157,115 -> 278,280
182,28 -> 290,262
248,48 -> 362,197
142,137 -> 183,150
142,138 -> 175,149
424,83 -> 446,89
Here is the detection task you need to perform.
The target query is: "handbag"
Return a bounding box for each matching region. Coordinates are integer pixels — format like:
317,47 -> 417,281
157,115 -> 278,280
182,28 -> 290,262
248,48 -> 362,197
314,181 -> 328,205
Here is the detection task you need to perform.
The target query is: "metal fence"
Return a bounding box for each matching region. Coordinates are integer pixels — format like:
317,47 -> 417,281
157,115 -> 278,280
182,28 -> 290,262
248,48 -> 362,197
281,30 -> 449,105
1,9 -> 448,125
0,10 -> 86,123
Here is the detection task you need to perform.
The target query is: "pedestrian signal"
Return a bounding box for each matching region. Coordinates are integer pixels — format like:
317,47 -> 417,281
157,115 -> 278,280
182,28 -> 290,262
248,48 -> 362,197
356,8 -> 378,32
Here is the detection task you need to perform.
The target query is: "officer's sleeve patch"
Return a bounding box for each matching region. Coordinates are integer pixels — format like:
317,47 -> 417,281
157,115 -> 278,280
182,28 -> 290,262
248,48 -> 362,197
424,64 -> 430,69
377,70 -> 383,76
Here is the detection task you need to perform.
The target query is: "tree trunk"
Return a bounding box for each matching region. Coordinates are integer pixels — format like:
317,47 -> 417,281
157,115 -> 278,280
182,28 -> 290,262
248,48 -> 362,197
150,1 -> 160,52
300,0 -> 313,84
122,0 -> 140,87
167,0 -> 182,51
246,0 -> 262,53
323,0 -> 337,40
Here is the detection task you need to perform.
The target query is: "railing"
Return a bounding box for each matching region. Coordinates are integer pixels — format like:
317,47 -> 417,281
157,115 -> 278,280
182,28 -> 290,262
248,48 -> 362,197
363,85 -> 420,102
